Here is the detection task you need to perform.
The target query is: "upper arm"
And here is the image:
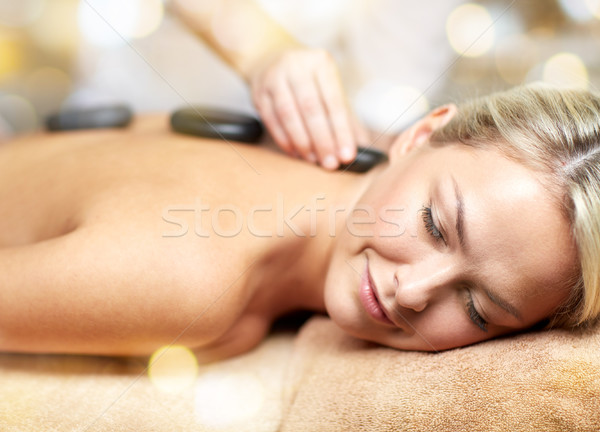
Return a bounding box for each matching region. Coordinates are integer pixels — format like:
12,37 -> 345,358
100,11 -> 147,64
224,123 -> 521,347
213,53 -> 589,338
171,0 -> 300,79
0,226 -> 241,356
194,313 -> 271,363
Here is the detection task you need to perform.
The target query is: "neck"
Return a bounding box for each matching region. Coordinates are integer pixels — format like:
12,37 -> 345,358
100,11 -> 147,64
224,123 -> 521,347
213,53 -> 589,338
246,162 -> 383,320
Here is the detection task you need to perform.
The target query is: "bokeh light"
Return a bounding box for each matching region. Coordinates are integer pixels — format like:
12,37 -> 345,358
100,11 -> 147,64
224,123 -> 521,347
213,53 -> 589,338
126,0 -> 164,39
0,34 -> 23,81
256,0 -> 348,46
148,345 -> 199,394
495,34 -> 540,85
0,94 -> 38,135
557,0 -> 600,21
354,81 -> 429,133
194,371 -> 265,429
25,67 -> 72,117
446,4 -> 496,58
77,0 -> 164,48
0,0 -> 45,28
28,0 -> 80,55
542,52 -> 589,89
585,0 -> 600,18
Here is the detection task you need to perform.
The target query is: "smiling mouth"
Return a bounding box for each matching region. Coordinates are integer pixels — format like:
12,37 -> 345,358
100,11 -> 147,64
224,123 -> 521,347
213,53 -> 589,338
359,261 -> 396,326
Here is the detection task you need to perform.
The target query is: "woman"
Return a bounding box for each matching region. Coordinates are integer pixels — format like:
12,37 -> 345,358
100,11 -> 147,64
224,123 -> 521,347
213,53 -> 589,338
0,84 -> 598,359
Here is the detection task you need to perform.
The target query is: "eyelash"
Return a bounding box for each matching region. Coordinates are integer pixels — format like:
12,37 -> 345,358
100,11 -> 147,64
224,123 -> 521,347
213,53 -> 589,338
420,205 -> 445,243
466,293 -> 488,332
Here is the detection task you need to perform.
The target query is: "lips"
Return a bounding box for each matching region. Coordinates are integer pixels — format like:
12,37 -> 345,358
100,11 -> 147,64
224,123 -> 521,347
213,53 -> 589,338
359,262 -> 395,326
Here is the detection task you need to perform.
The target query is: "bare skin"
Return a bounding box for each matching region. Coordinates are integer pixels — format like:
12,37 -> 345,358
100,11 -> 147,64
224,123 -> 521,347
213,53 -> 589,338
0,108 -> 577,359
0,115 -> 369,359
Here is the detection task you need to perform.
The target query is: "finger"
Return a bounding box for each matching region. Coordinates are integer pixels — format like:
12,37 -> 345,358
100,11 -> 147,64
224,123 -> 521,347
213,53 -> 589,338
315,65 -> 356,163
253,88 -> 293,155
269,78 -> 315,161
290,76 -> 339,170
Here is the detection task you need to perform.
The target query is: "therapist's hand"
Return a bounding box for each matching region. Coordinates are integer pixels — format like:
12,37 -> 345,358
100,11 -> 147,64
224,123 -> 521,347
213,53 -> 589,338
248,48 -> 361,170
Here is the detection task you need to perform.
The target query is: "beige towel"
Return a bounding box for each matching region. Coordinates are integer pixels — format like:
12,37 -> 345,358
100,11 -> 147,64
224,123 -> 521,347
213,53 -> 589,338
1,318 -> 598,431
281,316 -> 600,432
0,333 -> 294,432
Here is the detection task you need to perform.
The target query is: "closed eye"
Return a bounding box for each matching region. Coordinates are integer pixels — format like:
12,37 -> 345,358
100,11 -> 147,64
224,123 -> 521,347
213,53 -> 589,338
466,291 -> 488,332
421,205 -> 445,243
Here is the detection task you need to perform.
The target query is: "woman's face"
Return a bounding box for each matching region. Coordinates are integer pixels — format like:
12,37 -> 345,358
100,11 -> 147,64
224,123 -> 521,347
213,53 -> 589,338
325,110 -> 577,351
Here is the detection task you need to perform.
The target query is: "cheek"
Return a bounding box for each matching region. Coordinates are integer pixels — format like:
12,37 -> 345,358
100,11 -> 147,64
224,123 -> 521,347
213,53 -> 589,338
348,167 -> 431,257
324,243 -> 361,324
333,194 -> 417,265
386,306 -> 494,351
348,203 -> 424,267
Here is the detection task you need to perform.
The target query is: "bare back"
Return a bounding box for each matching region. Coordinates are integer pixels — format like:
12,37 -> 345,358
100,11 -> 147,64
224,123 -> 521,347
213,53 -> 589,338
0,116 -> 359,358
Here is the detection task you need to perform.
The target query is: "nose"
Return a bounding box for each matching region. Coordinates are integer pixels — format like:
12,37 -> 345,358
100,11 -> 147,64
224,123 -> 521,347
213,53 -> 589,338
394,259 -> 456,313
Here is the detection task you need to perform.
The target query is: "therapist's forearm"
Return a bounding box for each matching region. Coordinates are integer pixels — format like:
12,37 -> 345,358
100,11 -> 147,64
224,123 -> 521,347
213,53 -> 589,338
170,0 -> 302,80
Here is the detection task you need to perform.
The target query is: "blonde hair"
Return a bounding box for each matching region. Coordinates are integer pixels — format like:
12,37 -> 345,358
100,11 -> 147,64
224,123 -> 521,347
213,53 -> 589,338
430,83 -> 600,328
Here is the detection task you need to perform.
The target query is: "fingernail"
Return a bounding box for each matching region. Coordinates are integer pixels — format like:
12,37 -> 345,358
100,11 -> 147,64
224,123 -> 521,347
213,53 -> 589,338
322,155 -> 339,170
339,147 -> 354,162
307,152 -> 317,163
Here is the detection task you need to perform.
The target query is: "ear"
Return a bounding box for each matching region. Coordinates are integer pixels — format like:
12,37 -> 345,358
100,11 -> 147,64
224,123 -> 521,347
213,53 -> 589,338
389,104 -> 457,162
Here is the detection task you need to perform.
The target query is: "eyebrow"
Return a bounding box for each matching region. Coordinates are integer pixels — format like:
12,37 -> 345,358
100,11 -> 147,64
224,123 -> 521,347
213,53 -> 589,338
482,286 -> 522,321
453,176 -> 466,250
450,176 -> 523,322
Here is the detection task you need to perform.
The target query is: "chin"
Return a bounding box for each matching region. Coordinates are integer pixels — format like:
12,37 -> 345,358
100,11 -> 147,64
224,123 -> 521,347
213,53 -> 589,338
324,249 -> 400,348
324,280 -> 384,347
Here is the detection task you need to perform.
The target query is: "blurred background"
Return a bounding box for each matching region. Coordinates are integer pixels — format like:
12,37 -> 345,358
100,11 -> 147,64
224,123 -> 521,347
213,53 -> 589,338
1,0 -> 599,139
